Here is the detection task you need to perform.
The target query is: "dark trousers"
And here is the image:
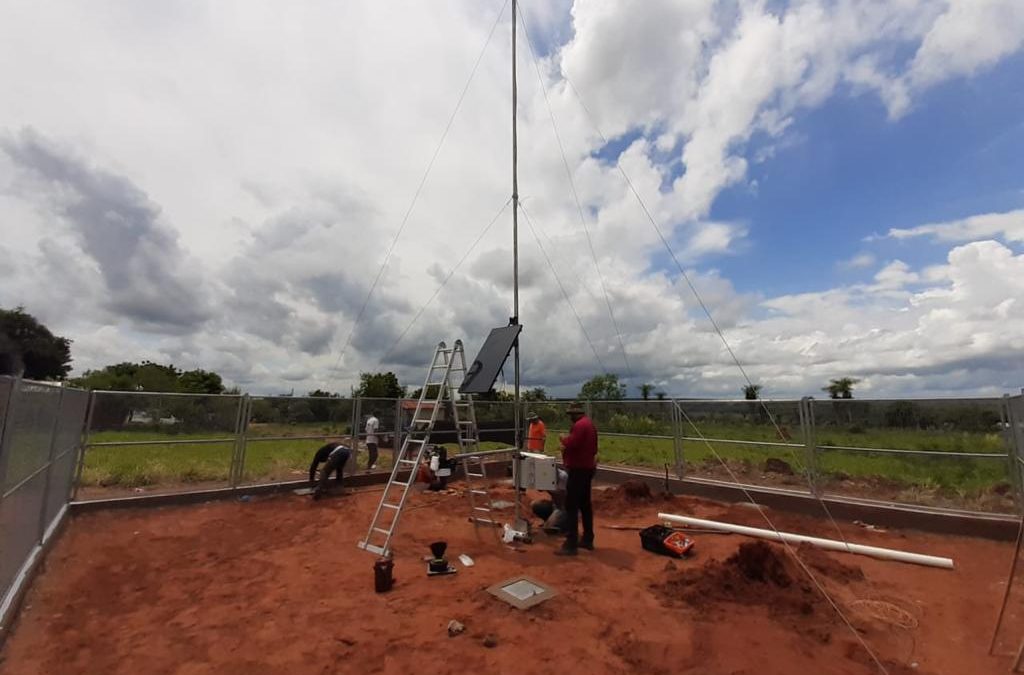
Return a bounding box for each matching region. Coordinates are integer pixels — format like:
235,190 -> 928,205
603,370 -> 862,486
563,468 -> 595,548
367,443 -> 378,468
309,446 -> 345,485
315,450 -> 350,495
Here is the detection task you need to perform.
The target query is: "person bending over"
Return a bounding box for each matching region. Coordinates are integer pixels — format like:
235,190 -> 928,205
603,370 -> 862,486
309,441 -> 351,500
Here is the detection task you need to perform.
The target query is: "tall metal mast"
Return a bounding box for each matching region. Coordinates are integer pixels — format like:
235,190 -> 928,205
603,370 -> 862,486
511,0 -> 521,452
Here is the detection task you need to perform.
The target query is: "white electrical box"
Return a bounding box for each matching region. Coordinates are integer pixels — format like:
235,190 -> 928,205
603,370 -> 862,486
514,452 -> 558,491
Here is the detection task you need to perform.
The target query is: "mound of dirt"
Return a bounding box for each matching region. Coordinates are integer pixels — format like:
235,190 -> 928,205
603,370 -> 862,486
653,541 -> 821,619
795,542 -> 865,583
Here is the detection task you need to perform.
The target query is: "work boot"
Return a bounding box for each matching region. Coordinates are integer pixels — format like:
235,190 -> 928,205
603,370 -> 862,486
554,545 -> 578,557
580,539 -> 594,551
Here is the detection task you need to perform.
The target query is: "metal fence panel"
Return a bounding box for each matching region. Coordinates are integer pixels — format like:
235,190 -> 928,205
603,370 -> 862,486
810,397 -> 1012,511
0,469 -> 48,600
2,383 -> 62,492
42,389 -> 90,529
77,391 -> 240,498
0,379 -> 89,608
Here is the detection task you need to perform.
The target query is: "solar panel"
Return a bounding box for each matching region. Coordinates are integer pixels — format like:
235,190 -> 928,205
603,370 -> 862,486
459,324 -> 522,394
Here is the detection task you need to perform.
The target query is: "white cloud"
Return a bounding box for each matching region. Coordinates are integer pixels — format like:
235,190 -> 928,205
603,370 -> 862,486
1,1 -> 1023,398
839,252 -> 876,270
908,0 -> 1024,89
886,209 -> 1024,244
873,260 -> 919,289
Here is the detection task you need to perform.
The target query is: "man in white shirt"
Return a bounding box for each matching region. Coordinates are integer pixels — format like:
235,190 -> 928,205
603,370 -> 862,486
365,410 -> 380,470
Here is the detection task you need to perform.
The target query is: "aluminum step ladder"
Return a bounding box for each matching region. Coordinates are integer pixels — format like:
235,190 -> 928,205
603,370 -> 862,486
442,342 -> 502,535
357,341 -> 458,557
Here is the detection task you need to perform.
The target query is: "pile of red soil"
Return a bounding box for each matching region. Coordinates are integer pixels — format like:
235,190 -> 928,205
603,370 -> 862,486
795,542 -> 866,583
653,541 -> 823,619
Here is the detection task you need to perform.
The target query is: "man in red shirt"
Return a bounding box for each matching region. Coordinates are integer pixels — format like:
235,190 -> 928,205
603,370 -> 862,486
556,402 -> 598,555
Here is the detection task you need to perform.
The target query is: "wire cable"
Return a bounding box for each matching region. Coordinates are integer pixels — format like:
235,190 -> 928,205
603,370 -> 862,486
379,197 -> 512,364
672,400 -> 889,675
520,202 -> 608,373
326,0 -> 511,386
517,7 -> 633,380
553,48 -> 851,552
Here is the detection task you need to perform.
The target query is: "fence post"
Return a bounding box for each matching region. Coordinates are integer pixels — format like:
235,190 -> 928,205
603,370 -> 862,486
71,390 -> 96,502
393,397 -> 403,469
672,399 -> 684,479
229,393 -> 246,487
233,395 -> 252,488
36,386 -> 66,542
1001,395 -> 1023,515
349,397 -> 362,478
799,397 -> 820,497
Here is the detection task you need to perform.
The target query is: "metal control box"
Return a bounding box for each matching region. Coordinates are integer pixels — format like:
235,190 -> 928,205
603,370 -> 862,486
514,452 -> 558,491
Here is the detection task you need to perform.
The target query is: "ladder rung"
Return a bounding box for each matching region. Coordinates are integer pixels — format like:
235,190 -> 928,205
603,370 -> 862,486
372,527 -> 391,535
457,420 -> 474,425
392,481 -> 410,487
398,458 -> 418,465
406,439 -> 425,444
466,473 -> 485,478
358,542 -> 387,555
472,506 -> 491,512
469,517 -> 500,525
382,503 -> 400,510
469,489 -> 488,495
412,418 -> 433,424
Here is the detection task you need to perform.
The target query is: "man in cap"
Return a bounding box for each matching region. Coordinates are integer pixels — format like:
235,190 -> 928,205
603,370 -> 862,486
526,411 -> 547,452
555,402 -> 598,555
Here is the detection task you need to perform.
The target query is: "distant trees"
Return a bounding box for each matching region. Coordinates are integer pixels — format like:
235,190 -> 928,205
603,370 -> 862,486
71,361 -> 227,394
823,377 -> 860,399
638,383 -> 654,400
0,306 -> 72,380
579,373 -> 626,400
355,372 -> 406,399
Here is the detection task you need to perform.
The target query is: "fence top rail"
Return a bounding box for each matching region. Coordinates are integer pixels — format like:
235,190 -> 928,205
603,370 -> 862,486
818,443 -> 1008,459
2,378 -> 84,392
679,436 -> 804,449
88,437 -> 236,448
91,389 -> 242,398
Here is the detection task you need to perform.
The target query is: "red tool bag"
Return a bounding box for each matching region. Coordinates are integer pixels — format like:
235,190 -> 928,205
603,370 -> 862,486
639,525 -> 695,558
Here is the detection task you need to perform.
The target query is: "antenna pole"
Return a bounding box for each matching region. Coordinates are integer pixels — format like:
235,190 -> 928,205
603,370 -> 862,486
511,0 -> 521,448
511,0 -> 525,532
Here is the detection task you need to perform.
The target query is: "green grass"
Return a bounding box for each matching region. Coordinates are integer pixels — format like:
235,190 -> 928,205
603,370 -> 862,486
80,422 -> 1013,508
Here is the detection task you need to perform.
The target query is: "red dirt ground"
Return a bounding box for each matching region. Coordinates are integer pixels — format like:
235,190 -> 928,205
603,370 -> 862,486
0,482 -> 1019,674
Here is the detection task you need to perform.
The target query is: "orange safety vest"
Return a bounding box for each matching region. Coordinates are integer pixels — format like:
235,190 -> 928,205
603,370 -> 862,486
527,420 -> 546,451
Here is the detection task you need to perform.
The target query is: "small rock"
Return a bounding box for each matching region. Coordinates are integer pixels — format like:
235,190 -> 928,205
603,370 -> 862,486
663,560 -> 677,571
483,634 -> 498,648
447,620 -> 465,637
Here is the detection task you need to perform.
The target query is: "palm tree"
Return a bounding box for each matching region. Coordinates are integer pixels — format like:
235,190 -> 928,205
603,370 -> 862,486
639,383 -> 654,400
742,384 -> 762,400
823,377 -> 860,399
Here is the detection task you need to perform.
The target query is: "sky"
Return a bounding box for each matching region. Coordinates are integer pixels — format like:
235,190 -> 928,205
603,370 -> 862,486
1,0 -> 1023,399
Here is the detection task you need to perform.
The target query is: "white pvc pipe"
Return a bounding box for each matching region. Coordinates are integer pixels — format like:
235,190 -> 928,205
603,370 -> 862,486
659,513 -> 955,570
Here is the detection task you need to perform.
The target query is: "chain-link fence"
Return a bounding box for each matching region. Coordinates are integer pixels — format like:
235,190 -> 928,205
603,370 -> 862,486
69,389 -> 1024,514
1,377 -> 90,624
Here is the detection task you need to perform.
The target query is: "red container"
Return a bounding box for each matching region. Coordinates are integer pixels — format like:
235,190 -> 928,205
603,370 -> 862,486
374,557 -> 394,593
